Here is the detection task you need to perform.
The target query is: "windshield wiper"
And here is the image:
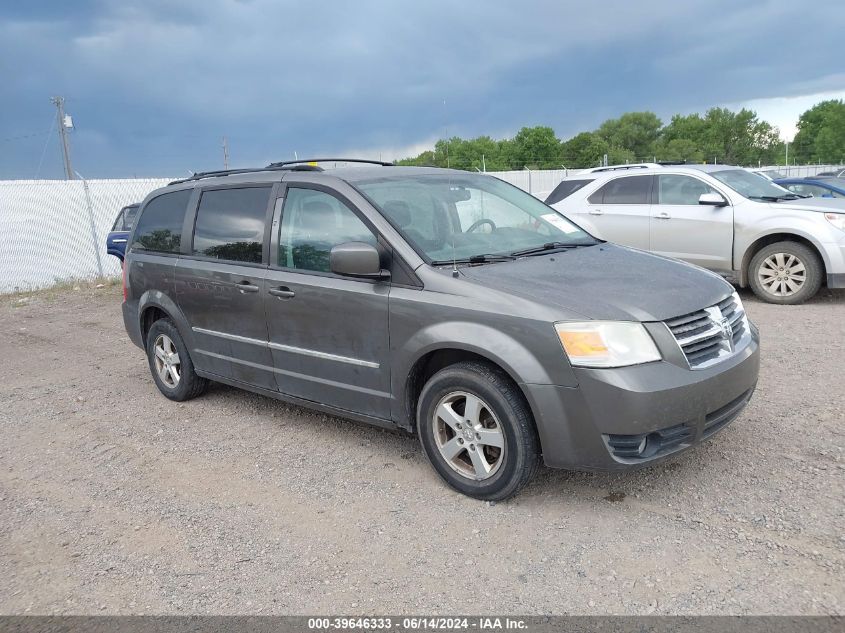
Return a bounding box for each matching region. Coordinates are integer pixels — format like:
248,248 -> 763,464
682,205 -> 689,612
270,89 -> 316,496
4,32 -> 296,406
510,241 -> 594,257
749,194 -> 801,202
430,253 -> 516,266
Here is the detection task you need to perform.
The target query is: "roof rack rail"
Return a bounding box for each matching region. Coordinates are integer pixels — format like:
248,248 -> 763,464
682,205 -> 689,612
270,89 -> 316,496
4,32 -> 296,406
266,158 -> 395,168
168,164 -> 322,186
582,162 -> 662,174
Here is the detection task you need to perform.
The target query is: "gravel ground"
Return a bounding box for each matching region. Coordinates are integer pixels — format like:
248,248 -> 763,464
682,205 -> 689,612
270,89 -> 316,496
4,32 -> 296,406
0,282 -> 843,615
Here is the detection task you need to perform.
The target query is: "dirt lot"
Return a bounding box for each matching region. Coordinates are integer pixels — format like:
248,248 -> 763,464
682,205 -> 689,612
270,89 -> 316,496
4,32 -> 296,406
0,282 -> 843,615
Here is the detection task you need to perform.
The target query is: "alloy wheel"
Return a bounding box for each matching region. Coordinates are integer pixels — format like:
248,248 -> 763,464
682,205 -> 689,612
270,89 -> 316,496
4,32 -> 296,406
153,333 -> 181,388
432,391 -> 505,481
757,252 -> 806,297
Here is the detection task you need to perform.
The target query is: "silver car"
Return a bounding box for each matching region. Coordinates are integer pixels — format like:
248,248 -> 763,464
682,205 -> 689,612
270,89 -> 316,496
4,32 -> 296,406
546,163 -> 845,304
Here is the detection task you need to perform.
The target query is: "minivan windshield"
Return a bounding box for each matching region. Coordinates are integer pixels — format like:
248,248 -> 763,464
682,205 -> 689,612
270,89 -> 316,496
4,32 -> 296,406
356,174 -> 597,263
711,169 -> 798,201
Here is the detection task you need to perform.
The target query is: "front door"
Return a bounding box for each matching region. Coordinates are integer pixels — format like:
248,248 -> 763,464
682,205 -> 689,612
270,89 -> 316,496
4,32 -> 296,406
264,185 -> 392,419
175,185 -> 277,389
649,174 -> 734,273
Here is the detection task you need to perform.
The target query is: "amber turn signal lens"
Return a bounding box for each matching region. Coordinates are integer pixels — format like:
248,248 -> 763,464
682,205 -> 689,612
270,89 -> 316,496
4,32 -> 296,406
558,331 -> 608,357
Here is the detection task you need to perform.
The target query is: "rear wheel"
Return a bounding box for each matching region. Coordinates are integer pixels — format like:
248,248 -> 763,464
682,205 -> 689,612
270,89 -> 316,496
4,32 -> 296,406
748,241 -> 823,305
146,318 -> 208,401
417,361 -> 539,501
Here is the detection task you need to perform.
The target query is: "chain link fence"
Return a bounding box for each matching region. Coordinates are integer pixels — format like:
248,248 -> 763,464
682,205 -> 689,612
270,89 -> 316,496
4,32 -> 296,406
0,178 -> 170,293
1,164 -> 842,293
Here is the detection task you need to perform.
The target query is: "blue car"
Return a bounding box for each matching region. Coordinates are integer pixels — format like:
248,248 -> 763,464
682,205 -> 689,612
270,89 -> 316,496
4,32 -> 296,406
775,177 -> 845,199
106,203 -> 140,262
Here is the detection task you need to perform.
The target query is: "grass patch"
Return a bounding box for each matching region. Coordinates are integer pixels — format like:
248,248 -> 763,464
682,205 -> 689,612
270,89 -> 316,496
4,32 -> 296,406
3,275 -> 122,304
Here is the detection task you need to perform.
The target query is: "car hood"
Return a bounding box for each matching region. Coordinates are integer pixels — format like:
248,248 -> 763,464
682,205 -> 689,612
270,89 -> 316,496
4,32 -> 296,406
459,243 -> 731,322
764,197 -> 845,212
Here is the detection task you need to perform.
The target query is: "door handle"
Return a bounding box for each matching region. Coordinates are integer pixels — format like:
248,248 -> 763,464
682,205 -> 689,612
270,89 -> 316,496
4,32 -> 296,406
113,238 -> 127,243
236,281 -> 260,294
655,212 -> 671,220
268,286 -> 295,299
589,209 -> 603,215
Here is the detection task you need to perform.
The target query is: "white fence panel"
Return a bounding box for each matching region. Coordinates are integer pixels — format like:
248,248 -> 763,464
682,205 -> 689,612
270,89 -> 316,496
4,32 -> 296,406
0,178 -> 171,293
488,169 -> 587,195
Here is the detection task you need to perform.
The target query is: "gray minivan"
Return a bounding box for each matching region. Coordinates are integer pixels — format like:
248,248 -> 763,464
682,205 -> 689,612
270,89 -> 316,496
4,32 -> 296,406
122,159 -> 760,500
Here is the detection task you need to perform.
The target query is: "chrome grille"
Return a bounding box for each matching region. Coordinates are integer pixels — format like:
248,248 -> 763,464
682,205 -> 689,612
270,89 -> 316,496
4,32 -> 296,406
665,292 -> 749,369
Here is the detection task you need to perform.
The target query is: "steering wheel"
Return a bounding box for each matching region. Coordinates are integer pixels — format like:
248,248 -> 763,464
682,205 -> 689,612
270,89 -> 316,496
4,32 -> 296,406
466,218 -> 497,233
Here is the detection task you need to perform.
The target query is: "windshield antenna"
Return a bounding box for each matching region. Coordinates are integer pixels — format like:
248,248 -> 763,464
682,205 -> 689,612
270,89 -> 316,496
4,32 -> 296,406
449,175 -> 459,277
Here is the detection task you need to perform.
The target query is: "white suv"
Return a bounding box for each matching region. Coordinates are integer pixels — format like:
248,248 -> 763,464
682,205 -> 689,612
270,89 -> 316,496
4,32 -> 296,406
545,163 -> 845,304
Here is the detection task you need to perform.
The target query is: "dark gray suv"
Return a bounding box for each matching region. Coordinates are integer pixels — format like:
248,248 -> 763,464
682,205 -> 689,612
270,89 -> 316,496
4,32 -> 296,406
122,159 -> 760,500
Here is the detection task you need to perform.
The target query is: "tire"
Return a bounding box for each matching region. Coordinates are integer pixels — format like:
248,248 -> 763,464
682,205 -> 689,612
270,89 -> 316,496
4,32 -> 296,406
417,361 -> 540,501
748,241 -> 823,305
146,318 -> 209,401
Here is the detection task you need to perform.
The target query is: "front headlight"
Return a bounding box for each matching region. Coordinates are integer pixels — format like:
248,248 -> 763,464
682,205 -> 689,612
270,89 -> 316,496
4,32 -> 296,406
825,212 -> 845,232
554,321 -> 661,368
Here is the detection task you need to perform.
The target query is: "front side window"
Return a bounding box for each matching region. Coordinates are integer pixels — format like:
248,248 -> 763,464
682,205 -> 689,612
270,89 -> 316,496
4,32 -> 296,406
278,188 -> 376,273
356,174 -> 595,263
587,175 -> 651,204
192,187 -> 271,263
657,175 -> 719,205
111,210 -> 125,232
112,205 -> 140,231
131,190 -> 191,253
123,205 -> 139,230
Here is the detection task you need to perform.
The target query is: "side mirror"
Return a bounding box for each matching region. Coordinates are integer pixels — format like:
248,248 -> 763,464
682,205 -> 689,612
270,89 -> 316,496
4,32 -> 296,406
699,192 -> 728,207
330,242 -> 390,279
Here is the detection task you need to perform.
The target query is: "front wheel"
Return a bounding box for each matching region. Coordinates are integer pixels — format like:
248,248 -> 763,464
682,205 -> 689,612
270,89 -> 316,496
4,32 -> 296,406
748,241 -> 823,305
417,361 -> 540,501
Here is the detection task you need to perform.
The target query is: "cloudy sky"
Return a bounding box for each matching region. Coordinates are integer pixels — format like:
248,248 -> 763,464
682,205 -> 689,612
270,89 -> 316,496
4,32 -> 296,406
2,0 -> 844,179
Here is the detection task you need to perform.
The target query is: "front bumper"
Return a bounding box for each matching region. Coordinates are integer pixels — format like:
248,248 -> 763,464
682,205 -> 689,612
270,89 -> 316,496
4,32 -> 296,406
828,273 -> 845,289
822,238 -> 845,288
523,325 -> 760,470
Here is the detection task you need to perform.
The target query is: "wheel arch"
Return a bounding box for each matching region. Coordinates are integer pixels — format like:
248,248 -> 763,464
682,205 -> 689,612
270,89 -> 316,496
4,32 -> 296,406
401,345 -> 544,445
739,231 -> 827,287
137,290 -> 193,351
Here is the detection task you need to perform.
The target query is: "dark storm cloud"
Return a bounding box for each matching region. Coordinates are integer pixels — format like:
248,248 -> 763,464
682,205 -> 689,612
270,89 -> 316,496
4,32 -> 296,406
1,0 -> 843,178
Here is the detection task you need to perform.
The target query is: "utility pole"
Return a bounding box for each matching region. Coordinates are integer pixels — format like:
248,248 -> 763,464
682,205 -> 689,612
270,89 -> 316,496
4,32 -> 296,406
222,136 -> 230,169
51,96 -> 74,179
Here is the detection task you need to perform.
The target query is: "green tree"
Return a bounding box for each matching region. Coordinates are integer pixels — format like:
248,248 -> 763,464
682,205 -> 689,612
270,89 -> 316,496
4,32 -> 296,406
652,138 -> 704,163
509,126 -> 562,169
596,111 -> 662,160
699,107 -> 783,165
561,132 -> 608,167
792,100 -> 845,163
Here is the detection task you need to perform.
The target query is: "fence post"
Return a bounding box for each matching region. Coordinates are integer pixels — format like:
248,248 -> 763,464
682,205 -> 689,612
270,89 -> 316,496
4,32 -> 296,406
79,175 -> 104,278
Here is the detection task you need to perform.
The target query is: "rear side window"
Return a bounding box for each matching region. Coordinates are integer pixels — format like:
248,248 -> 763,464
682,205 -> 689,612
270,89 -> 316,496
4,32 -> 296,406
545,179 -> 593,205
588,175 -> 652,204
785,183 -> 840,198
192,187 -> 272,263
131,190 -> 191,253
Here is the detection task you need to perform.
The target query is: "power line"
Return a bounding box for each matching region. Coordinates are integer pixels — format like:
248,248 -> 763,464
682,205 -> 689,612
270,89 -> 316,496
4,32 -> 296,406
1,130 -> 50,144
35,114 -> 57,180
